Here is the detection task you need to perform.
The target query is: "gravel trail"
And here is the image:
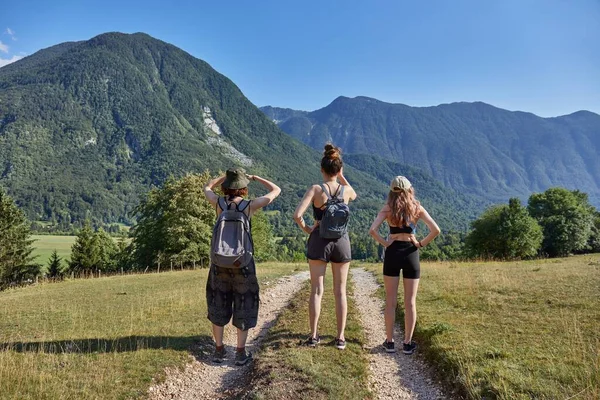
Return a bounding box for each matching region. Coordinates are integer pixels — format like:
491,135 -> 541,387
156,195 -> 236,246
147,271 -> 309,400
350,268 -> 446,400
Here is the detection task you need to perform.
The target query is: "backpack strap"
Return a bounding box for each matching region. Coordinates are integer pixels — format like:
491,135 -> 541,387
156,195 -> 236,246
217,197 -> 228,212
337,185 -> 345,200
236,199 -> 252,217
321,183 -> 332,200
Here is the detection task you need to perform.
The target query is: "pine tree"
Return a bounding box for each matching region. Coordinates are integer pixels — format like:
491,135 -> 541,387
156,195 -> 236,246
0,189 -> 41,289
68,220 -> 100,275
47,250 -> 63,280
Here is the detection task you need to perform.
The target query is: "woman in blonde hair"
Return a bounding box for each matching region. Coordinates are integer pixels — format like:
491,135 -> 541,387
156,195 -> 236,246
294,144 -> 357,350
369,176 -> 440,354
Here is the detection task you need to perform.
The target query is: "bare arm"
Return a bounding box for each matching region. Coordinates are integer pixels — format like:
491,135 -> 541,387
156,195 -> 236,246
409,206 -> 441,248
338,167 -> 357,201
248,175 -> 281,213
369,205 -> 393,247
203,176 -> 226,206
293,185 -> 319,235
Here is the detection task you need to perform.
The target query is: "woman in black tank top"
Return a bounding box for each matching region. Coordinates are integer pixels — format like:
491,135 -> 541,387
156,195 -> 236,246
369,176 -> 440,354
293,144 -> 357,350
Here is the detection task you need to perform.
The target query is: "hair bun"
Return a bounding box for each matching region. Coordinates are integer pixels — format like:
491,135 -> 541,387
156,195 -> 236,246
323,143 -> 341,160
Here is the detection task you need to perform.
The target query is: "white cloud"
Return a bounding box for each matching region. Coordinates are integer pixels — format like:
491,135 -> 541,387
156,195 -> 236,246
0,40 -> 8,53
5,28 -> 17,41
0,55 -> 24,68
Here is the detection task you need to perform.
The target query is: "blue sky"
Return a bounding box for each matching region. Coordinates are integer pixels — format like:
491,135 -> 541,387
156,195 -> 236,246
1,0 -> 599,116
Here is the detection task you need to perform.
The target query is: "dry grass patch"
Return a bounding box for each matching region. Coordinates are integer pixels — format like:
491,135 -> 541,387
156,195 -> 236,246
0,263 -> 301,400
360,255 -> 600,400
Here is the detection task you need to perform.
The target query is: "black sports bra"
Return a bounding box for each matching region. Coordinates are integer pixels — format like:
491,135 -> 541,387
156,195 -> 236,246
389,223 -> 416,234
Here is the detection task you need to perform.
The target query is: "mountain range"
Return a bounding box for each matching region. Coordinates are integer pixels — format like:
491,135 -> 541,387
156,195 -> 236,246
262,98 -> 600,207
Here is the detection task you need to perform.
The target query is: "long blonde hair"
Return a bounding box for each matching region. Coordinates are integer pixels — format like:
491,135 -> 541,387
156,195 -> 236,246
387,187 -> 420,226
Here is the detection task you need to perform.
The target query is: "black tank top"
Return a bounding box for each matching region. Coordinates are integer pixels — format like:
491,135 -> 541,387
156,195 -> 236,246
312,183 -> 343,221
389,225 -> 414,234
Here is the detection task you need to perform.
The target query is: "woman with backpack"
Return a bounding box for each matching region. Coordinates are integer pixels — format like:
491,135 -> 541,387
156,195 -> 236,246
293,144 -> 357,350
369,176 -> 440,354
203,168 -> 281,366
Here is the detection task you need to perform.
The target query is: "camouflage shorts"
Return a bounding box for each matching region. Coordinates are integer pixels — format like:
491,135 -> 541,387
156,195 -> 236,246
205,260 -> 260,331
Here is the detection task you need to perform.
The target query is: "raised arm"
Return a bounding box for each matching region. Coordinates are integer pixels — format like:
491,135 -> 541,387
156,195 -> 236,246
409,206 -> 441,248
293,185 -> 318,235
203,175 -> 226,206
338,167 -> 357,201
369,205 -> 392,247
248,175 -> 281,213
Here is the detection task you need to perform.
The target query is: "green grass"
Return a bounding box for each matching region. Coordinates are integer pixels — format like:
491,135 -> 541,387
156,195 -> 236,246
359,255 -> 600,400
0,262 -> 304,400
245,278 -> 372,400
30,235 -> 77,265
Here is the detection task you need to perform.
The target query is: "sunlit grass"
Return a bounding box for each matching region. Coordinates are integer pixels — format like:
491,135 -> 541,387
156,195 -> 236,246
359,255 -> 600,400
0,263 -> 303,400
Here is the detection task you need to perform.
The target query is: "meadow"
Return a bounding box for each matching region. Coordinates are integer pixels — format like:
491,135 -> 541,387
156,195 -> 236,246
0,263 -> 304,400
2,254 -> 598,399
360,255 -> 600,399
30,235 -> 77,265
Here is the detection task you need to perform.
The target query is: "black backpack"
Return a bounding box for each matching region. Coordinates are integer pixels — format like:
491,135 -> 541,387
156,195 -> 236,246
318,184 -> 350,239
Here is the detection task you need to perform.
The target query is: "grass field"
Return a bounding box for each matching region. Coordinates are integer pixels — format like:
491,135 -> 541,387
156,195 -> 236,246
30,235 -> 77,265
360,255 -> 600,400
0,263 -> 304,400
246,280 -> 372,400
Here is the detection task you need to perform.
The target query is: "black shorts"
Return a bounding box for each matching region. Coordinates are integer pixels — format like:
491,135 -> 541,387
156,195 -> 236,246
205,259 -> 260,331
383,241 -> 420,279
307,231 -> 352,263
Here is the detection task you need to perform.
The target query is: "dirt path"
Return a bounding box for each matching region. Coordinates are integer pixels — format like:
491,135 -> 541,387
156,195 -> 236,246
147,271 -> 309,400
351,268 -> 446,400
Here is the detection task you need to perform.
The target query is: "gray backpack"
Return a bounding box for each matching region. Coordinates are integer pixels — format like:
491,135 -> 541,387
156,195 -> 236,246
319,184 -> 350,239
211,197 -> 254,268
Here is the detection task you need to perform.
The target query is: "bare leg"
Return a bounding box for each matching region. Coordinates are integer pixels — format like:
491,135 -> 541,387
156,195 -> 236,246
236,328 -> 249,349
331,261 -> 350,341
403,278 -> 420,343
383,275 -> 400,342
308,259 -> 327,338
212,324 -> 225,347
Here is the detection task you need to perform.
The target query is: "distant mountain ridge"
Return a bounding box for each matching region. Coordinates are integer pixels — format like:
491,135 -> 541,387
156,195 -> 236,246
0,33 -> 480,233
261,97 -> 600,207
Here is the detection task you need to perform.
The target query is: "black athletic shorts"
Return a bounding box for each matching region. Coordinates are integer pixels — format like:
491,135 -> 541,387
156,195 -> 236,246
205,259 -> 260,331
383,241 -> 420,279
307,230 -> 352,263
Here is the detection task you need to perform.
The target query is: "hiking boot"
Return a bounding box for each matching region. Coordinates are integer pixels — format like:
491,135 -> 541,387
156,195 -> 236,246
212,346 -> 227,363
234,349 -> 253,366
403,341 -> 417,355
382,339 -> 395,353
334,338 -> 346,350
305,336 -> 321,347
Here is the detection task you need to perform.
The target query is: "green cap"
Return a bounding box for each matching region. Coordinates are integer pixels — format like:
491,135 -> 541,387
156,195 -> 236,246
223,168 -> 250,190
390,176 -> 412,192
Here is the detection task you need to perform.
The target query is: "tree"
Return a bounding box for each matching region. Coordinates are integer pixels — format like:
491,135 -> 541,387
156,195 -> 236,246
586,211 -> 600,253
251,211 -> 275,262
95,228 -> 118,272
528,188 -> 595,257
68,220 -> 100,274
0,189 -> 41,289
47,250 -> 63,280
465,198 -> 543,260
129,172 -> 215,270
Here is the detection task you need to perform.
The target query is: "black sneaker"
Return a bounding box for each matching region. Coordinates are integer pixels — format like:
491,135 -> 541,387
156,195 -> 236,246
403,341 -> 417,355
382,339 -> 395,353
212,346 -> 227,363
305,336 -> 321,347
234,349 -> 253,366
334,338 -> 346,350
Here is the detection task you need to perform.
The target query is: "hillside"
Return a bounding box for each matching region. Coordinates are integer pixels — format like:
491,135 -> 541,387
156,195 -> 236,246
0,32 -> 324,226
0,33 -> 480,233
261,97 -> 600,207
